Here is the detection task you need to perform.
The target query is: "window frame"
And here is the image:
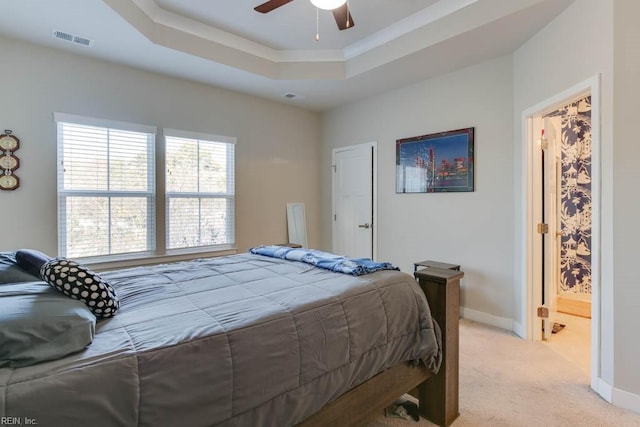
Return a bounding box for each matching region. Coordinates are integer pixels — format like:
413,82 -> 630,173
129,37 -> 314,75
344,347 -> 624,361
55,113 -> 157,263
54,115 -> 238,265
163,128 -> 236,254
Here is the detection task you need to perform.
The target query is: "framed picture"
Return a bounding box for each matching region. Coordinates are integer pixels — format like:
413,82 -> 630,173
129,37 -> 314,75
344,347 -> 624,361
396,127 -> 474,193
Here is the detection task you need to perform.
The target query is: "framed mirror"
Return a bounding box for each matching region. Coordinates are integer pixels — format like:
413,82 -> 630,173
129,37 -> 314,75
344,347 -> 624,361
287,203 -> 308,248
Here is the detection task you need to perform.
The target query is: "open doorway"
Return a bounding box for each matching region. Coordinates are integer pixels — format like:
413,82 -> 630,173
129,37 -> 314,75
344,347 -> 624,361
522,75 -> 601,391
540,96 -> 593,376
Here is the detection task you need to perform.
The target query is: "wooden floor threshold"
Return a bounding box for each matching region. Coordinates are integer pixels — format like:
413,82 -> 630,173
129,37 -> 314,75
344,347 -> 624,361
557,296 -> 591,318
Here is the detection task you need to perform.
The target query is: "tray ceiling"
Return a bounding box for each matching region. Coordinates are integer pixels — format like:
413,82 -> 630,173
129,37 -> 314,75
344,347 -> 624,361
0,0 -> 575,110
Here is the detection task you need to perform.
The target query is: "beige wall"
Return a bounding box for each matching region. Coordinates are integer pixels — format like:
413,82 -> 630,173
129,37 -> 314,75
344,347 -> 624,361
321,56 -> 515,326
513,0 -> 616,389
3,0 -> 639,409
613,0 -> 640,401
322,0 -> 640,409
0,37 -> 321,256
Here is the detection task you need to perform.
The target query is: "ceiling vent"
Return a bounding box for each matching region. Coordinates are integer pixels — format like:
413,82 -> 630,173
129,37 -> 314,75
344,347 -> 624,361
53,30 -> 93,47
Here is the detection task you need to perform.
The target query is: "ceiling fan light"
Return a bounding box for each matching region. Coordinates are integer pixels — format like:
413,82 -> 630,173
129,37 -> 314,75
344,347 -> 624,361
310,0 -> 347,11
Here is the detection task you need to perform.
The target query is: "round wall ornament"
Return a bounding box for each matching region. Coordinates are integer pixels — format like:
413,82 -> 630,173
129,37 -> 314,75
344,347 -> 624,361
0,130 -> 20,191
0,173 -> 18,190
0,133 -> 19,152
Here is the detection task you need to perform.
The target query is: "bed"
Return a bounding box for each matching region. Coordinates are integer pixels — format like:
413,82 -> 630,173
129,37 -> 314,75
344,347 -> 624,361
0,249 -> 462,426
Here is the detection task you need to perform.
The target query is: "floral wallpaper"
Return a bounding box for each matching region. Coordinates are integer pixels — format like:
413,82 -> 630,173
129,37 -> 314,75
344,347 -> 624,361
545,96 -> 592,295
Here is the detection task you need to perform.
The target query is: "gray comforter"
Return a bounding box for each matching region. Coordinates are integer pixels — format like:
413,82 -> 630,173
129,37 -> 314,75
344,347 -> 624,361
1,253 -> 441,426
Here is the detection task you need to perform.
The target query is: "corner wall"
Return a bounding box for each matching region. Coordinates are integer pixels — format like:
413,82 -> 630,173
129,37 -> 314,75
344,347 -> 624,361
0,37 -> 321,256
513,0 -> 640,409
612,0 -> 640,407
321,55 -> 515,326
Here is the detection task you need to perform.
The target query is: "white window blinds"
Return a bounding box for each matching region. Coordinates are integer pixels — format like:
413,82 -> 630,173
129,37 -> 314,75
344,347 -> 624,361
165,130 -> 235,250
55,113 -> 156,259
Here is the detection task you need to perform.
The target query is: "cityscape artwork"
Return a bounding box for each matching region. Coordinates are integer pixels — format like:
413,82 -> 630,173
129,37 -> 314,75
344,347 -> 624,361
396,127 -> 474,193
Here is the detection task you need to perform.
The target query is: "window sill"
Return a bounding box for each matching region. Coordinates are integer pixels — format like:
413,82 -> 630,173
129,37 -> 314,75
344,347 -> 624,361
83,246 -> 238,272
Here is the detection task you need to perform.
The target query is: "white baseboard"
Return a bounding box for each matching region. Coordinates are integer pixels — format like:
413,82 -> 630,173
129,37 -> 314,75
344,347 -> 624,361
459,308 -> 639,415
460,307 -> 514,331
613,386 -> 640,414
512,320 -> 526,339
594,377 -> 613,403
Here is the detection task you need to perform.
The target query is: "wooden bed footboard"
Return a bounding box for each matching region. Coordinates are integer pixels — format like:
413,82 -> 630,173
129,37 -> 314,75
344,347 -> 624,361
299,267 -> 463,427
414,267 -> 463,427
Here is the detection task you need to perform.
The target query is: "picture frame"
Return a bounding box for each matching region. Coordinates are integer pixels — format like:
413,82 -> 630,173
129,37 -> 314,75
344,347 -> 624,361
396,127 -> 474,193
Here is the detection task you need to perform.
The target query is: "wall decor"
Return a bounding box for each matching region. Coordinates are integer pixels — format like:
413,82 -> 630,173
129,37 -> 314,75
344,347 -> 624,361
0,130 -> 20,191
396,127 -> 474,193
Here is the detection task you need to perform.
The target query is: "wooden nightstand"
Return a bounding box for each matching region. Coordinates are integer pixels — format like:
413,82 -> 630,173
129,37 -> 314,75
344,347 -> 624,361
277,243 -> 302,248
414,260 -> 461,273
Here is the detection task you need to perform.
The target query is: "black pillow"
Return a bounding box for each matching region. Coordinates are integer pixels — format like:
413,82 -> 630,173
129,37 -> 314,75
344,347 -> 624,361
0,252 -> 41,284
40,258 -> 120,319
16,249 -> 53,278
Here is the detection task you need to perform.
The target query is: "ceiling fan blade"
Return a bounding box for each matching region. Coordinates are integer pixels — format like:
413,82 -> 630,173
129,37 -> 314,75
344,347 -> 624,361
254,0 -> 295,13
332,4 -> 355,30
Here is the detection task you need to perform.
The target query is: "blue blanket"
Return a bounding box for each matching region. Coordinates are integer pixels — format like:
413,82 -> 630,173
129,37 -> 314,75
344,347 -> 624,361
249,245 -> 399,276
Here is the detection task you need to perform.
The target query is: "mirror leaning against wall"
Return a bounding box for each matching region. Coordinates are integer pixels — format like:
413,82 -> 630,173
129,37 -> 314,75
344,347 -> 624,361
286,203 -> 307,248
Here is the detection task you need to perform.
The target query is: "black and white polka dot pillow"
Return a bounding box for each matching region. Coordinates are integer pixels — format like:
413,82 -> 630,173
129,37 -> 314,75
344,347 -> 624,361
40,258 -> 120,319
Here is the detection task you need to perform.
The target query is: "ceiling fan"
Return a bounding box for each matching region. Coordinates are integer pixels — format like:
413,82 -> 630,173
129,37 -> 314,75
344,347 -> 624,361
254,0 -> 355,31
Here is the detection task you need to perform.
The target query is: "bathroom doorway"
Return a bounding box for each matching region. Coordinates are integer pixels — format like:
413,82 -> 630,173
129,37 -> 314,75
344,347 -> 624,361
541,96 -> 593,375
522,75 -> 601,390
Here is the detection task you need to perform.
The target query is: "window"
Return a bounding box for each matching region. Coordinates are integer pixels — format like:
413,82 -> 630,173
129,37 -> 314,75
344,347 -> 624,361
55,113 -> 156,259
164,129 -> 235,251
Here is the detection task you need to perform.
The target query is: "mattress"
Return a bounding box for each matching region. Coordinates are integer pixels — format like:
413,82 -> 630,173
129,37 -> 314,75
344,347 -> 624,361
0,253 -> 441,426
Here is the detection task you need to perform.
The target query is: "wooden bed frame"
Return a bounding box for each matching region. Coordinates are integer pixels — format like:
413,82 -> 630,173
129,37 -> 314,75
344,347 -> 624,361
299,267 -> 463,427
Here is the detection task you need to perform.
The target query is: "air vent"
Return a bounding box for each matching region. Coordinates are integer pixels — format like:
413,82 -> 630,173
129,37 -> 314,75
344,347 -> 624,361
53,30 -> 73,42
73,36 -> 92,46
53,30 -> 93,47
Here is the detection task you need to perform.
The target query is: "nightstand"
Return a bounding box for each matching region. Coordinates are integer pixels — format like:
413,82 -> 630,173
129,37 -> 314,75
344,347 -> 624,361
414,260 -> 461,273
277,243 -> 302,248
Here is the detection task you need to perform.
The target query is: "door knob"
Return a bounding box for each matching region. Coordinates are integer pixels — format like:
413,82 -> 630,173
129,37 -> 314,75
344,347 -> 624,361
358,223 -> 371,229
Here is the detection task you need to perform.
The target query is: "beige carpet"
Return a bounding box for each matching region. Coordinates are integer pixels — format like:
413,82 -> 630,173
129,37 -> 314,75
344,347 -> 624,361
367,319 -> 640,427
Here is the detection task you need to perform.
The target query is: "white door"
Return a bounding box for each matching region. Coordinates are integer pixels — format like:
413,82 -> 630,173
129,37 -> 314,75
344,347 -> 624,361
542,117 -> 561,340
332,143 -> 376,259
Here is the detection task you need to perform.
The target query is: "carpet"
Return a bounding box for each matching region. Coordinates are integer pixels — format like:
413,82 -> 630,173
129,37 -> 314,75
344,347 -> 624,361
366,319 -> 640,426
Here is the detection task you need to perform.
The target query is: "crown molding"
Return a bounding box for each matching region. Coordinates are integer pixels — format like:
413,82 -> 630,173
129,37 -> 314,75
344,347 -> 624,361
103,0 -> 548,80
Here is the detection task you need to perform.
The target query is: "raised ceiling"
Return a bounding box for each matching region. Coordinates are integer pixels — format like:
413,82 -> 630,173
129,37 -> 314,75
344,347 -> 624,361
0,0 -> 575,111
154,0 -> 440,51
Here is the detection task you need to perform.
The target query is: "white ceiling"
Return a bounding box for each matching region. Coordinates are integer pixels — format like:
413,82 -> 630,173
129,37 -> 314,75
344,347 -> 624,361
0,0 -> 575,111
155,0 -> 440,51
